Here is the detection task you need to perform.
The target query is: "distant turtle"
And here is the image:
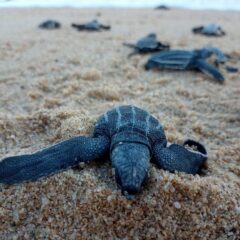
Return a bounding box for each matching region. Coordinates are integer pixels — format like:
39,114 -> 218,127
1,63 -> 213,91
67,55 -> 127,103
155,5 -> 170,10
225,66 -> 238,73
0,105 -> 207,196
39,20 -> 61,29
192,24 -> 225,37
71,19 -> 110,31
145,47 -> 226,83
123,33 -> 170,57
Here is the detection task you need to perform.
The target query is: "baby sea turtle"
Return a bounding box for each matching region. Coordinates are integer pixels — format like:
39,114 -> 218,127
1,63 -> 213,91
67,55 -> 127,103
192,24 -> 225,37
225,66 -> 238,73
145,47 -> 225,83
123,33 -> 170,57
38,20 -> 61,29
0,105 -> 207,196
155,5 -> 170,10
71,19 -> 110,31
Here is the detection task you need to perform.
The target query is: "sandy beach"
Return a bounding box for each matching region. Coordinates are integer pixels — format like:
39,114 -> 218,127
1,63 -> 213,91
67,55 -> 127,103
0,8 -> 240,239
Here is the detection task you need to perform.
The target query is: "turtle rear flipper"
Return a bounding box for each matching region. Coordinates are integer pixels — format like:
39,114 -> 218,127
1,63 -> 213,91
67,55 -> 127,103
218,28 -> 226,36
0,136 -> 109,185
153,140 -> 208,175
196,59 -> 224,83
157,42 -> 170,51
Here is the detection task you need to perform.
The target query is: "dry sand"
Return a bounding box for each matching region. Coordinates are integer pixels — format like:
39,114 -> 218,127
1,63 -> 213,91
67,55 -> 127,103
0,8 -> 240,240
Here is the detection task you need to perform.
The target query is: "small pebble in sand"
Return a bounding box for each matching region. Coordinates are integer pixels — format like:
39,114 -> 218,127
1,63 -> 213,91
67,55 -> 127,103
87,88 -> 121,101
236,206 -> 240,214
192,123 -> 203,134
41,196 -> 49,209
81,69 -> 102,81
44,98 -> 60,108
124,65 -> 139,79
176,87 -> 191,98
60,116 -> 94,138
28,90 -> 42,100
173,201 -> 181,209
38,79 -> 50,92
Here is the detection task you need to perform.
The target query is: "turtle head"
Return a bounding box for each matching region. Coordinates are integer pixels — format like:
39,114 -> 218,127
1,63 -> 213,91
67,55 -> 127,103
111,142 -> 150,195
147,33 -> 157,38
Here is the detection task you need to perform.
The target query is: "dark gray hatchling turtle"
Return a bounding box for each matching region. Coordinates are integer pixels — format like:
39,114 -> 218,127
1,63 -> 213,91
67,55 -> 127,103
71,19 -> 110,31
155,5 -> 170,10
38,20 -> 61,29
145,47 -> 225,83
192,24 -> 225,37
123,33 -> 170,57
225,66 -> 238,73
0,105 -> 207,196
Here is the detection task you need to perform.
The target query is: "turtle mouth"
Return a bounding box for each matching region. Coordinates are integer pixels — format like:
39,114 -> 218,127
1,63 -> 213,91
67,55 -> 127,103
114,167 -> 142,195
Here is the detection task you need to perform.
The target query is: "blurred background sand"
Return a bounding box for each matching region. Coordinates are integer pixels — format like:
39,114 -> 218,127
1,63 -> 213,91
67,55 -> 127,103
0,8 -> 240,239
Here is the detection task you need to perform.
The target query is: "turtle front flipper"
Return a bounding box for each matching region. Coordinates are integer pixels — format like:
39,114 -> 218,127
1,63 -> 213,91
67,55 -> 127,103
123,43 -> 136,49
71,23 -> 86,31
123,43 -> 138,57
100,24 -> 110,30
0,136 -> 110,185
156,42 -> 170,51
152,139 -> 208,175
196,58 -> 225,83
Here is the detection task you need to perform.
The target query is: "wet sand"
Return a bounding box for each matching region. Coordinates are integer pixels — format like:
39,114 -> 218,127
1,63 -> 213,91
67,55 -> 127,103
0,8 -> 240,239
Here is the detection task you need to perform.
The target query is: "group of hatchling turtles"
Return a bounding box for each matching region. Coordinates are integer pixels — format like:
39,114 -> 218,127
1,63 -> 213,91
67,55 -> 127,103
39,17 -> 238,83
0,9 -> 238,197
